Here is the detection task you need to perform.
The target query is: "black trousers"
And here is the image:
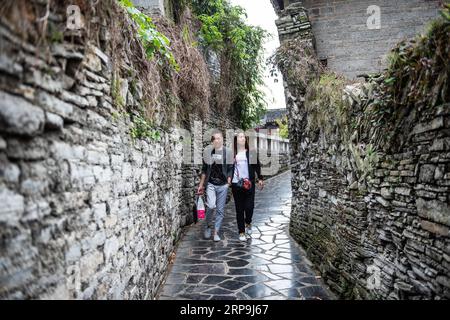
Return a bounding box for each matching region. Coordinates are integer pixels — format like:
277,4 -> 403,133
232,182 -> 256,233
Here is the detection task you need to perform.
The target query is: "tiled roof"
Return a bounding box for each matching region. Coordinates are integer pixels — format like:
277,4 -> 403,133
261,108 -> 288,124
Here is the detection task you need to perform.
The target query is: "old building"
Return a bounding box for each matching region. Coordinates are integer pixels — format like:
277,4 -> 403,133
271,0 -> 442,78
256,108 -> 288,137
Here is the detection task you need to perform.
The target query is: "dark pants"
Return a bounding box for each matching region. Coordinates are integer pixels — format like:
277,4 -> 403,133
232,183 -> 256,233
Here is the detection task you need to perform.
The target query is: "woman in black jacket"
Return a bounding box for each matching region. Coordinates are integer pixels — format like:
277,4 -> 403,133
231,131 -> 265,241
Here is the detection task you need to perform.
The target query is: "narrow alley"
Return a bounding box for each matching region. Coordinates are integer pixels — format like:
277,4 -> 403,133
158,171 -> 332,300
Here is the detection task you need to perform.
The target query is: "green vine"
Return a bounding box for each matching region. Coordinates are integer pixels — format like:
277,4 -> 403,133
129,113 -> 161,141
304,72 -> 348,139
358,4 -> 449,151
275,116 -> 289,139
191,0 -> 267,129
118,0 -> 180,71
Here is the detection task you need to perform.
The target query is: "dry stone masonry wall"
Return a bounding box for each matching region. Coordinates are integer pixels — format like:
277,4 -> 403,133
0,0 -> 288,299
274,1 -> 450,299
0,1 -> 241,299
289,96 -> 450,299
0,27 -> 186,299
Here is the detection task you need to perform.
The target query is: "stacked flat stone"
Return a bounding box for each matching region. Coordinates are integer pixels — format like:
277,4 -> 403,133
0,3 -> 246,298
272,0 -> 450,300
0,16 -> 289,299
275,3 -> 312,43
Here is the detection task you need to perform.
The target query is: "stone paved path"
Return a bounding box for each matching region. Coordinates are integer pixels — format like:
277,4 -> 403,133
157,171 -> 333,300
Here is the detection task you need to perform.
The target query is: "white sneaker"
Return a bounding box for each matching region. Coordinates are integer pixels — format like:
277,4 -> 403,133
204,227 -> 212,239
245,224 -> 252,236
239,233 -> 246,242
213,233 -> 221,242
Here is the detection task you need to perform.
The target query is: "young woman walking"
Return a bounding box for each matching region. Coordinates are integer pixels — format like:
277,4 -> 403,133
231,131 -> 265,241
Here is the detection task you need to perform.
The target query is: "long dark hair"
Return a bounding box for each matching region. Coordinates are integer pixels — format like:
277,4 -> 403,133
233,131 -> 249,158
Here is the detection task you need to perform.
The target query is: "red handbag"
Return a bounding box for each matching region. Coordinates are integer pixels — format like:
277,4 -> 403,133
235,158 -> 252,191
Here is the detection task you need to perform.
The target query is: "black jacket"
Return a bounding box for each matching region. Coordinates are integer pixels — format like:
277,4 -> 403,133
232,149 -> 264,183
201,147 -> 234,186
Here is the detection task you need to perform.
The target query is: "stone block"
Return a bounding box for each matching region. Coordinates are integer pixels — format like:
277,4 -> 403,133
92,231 -> 106,247
50,141 -> 86,161
429,137 -> 450,152
45,112 -> 64,131
0,187 -> 24,224
434,165 -> 445,180
416,198 -> 450,227
84,70 -> 107,83
415,190 -> 436,199
75,85 -> 103,97
83,49 -> 102,72
104,214 -> 118,229
6,137 -> 48,160
420,220 -> 449,236
394,187 -> 411,196
20,178 -> 48,196
80,251 -> 104,282
90,184 -> 111,203
0,159 -> 20,183
0,137 -> 6,150
93,203 -> 107,224
419,164 -> 436,183
0,53 -> 23,75
437,276 -> 450,289
60,90 -> 89,108
381,187 -> 393,199
25,69 -> 63,93
412,117 -> 444,135
86,96 -> 98,108
36,91 -> 74,120
87,150 -> 110,166
66,243 -> 82,263
376,196 -> 390,208
104,236 -> 120,260
0,91 -> 45,136
133,0 -> 166,15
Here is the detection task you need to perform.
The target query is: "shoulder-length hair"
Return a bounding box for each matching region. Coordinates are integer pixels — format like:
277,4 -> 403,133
233,130 -> 249,158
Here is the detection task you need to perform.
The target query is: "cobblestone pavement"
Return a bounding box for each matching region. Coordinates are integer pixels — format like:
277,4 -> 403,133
157,171 -> 333,300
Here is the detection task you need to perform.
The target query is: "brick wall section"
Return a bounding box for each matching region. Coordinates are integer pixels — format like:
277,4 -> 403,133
302,0 -> 441,79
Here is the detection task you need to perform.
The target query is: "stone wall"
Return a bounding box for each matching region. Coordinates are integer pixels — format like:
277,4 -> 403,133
0,0 -> 302,300
276,0 -> 441,78
289,97 -> 450,299
273,2 -> 450,299
0,20 -> 189,298
0,1 -> 242,299
275,2 -> 312,43
133,0 -> 166,16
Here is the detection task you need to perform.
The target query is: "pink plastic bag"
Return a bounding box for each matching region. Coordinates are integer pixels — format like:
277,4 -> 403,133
196,196 -> 205,220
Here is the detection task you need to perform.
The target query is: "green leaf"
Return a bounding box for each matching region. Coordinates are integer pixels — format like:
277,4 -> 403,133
118,0 -> 178,71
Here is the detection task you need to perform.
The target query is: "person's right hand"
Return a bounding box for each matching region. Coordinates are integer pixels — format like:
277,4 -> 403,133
197,185 -> 205,195
258,180 -> 264,190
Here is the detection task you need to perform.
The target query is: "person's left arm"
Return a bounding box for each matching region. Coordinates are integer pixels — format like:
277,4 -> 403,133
226,148 -> 234,186
256,155 -> 264,189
